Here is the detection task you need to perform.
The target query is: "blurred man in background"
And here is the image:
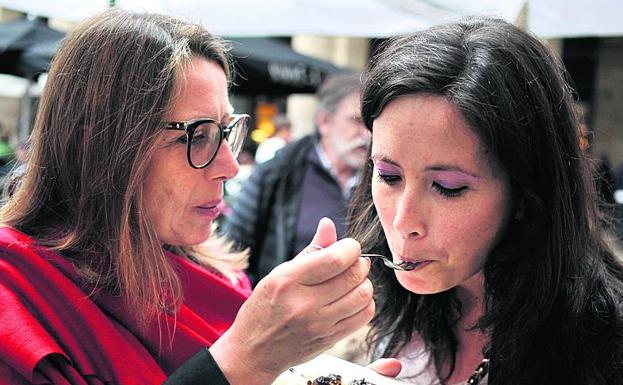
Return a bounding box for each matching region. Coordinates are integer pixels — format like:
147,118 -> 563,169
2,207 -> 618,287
223,74 -> 369,284
254,113 -> 292,163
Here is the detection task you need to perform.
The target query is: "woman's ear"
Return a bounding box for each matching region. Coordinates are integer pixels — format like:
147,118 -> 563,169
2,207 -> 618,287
315,109 -> 331,137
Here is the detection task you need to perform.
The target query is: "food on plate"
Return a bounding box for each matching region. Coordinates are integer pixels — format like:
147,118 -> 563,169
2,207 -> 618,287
307,374 -> 376,385
308,374 -> 342,385
348,379 -> 376,385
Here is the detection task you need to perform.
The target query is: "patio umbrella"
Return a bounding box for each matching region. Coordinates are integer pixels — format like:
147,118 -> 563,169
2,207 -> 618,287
0,18 -> 64,139
0,18 -> 347,95
228,37 -> 349,96
0,17 -> 64,79
0,0 -> 527,37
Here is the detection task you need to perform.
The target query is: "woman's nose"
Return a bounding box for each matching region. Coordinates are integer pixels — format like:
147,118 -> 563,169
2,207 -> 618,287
392,190 -> 426,239
209,140 -> 240,180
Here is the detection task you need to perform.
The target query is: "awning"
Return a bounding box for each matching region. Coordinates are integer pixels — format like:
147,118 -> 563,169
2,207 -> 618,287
0,17 -> 63,79
528,0 -> 623,38
228,37 -> 348,95
0,18 -> 348,94
3,0 -> 622,39
0,0 -> 526,37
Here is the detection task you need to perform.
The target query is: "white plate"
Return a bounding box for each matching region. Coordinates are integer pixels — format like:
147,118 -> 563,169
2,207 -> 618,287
272,354 -> 410,385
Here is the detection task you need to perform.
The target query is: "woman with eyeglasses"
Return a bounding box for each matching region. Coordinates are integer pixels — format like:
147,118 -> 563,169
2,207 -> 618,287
0,9 -> 381,385
348,16 -> 623,385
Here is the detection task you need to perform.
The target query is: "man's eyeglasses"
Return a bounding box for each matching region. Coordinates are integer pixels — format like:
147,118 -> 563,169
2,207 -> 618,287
164,114 -> 250,169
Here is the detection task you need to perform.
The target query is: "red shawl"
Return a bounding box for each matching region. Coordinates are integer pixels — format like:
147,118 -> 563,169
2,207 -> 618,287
0,227 -> 251,384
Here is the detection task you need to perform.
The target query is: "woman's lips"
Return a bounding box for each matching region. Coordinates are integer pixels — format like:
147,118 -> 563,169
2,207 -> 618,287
195,200 -> 222,218
397,255 -> 434,272
401,260 -> 433,272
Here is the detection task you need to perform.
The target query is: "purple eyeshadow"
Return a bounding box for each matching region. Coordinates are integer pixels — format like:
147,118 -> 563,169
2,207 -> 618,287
434,171 -> 477,188
373,159 -> 400,174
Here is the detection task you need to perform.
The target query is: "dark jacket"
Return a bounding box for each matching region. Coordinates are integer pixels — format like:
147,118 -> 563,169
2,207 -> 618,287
222,135 -> 317,284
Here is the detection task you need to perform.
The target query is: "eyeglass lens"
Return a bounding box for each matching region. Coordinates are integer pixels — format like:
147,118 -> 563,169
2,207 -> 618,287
226,118 -> 247,159
188,118 -> 247,168
189,121 -> 221,168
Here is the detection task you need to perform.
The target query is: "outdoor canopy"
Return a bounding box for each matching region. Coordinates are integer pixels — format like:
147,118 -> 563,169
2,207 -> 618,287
0,17 -> 63,79
228,37 -> 348,95
1,0 -> 621,38
0,0 -> 525,37
0,18 -> 347,95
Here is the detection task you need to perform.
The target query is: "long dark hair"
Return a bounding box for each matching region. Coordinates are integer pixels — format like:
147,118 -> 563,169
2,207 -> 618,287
348,16 -> 623,384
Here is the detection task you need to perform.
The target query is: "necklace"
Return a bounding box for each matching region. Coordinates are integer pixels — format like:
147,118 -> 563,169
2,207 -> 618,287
466,356 -> 490,385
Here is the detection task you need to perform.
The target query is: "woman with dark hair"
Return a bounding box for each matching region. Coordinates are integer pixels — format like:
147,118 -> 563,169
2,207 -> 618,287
0,8 -> 376,385
348,16 -> 623,385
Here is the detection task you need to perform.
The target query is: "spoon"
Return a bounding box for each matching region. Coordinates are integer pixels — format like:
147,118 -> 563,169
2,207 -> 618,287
360,254 -> 417,271
309,244 -> 416,271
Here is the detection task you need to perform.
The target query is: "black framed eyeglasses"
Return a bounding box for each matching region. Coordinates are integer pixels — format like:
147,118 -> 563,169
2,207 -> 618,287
164,114 -> 250,169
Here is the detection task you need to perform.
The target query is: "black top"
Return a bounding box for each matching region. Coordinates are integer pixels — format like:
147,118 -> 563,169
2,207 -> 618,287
164,347 -> 230,385
223,135 -> 316,284
223,135 -> 349,285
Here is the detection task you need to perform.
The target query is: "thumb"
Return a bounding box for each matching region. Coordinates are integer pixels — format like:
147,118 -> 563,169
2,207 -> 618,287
298,217 -> 337,257
310,217 -> 337,249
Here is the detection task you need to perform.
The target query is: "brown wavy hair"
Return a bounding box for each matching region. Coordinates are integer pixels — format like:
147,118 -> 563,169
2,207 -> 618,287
0,8 -> 246,328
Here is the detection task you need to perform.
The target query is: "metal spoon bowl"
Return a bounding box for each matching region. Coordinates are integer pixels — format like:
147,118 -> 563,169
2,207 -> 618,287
309,244 -> 416,271
361,254 -> 417,271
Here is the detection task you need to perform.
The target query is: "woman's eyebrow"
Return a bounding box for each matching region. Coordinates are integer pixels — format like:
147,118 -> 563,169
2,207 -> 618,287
425,164 -> 480,179
370,154 -> 399,166
371,156 -> 481,179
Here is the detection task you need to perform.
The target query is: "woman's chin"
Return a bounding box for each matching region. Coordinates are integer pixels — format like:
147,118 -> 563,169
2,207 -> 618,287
160,229 -> 213,248
396,274 -> 449,295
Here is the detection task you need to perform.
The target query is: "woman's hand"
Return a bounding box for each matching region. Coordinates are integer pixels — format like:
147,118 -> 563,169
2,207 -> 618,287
210,218 -> 375,385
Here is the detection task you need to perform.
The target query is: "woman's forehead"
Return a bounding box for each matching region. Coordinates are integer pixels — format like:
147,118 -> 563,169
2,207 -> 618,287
167,58 -> 229,121
370,95 -> 501,177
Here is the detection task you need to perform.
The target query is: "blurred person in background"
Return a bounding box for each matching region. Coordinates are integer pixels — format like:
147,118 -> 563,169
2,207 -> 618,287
616,162 -> 623,251
1,139 -> 29,200
14,139 -> 29,165
0,130 -> 15,180
616,161 -> 623,204
223,74 -> 370,284
254,113 -> 292,163
0,9 -> 380,385
577,103 -> 623,249
221,136 -> 257,220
